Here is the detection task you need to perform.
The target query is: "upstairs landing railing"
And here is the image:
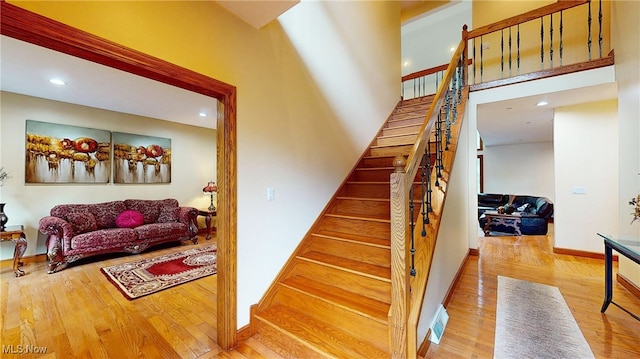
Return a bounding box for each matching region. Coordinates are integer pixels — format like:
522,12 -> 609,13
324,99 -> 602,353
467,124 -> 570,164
391,1 -> 613,358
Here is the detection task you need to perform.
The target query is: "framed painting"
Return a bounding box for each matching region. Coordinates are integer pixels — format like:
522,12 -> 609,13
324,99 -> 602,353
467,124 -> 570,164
25,120 -> 111,183
113,132 -> 171,184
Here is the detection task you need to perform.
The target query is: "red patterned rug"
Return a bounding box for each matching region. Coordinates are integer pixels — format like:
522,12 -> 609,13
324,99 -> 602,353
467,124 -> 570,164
101,245 -> 217,300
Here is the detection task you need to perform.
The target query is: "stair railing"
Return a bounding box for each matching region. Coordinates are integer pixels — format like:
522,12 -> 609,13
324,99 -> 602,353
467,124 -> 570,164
467,0 -> 611,90
389,26 -> 468,357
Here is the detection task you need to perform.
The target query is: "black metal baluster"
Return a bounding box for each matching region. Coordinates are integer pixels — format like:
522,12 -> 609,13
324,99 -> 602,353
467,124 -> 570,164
509,27 -> 513,76
409,185 -> 416,276
501,29 -> 505,78
560,11 -> 564,66
540,17 -> 544,69
445,89 -> 452,151
473,38 -> 477,84
434,111 -> 442,187
517,24 -> 521,75
425,145 -> 432,215
550,13 -> 554,67
588,0 -> 592,60
598,0 -> 603,58
420,152 -> 428,235
480,35 -> 484,82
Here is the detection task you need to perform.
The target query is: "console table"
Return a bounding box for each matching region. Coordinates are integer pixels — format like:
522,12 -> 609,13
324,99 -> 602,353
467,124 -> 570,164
482,210 -> 522,236
0,225 -> 27,277
198,209 -> 217,240
597,233 -> 640,321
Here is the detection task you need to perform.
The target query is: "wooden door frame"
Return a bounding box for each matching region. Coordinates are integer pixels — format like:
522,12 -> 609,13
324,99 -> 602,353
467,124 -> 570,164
0,1 -> 238,349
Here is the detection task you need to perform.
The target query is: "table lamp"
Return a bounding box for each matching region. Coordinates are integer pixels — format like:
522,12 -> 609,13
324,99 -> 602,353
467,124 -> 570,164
203,181 -> 217,211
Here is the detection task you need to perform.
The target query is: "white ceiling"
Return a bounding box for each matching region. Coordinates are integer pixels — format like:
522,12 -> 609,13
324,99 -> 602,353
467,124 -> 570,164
1,35 -> 219,129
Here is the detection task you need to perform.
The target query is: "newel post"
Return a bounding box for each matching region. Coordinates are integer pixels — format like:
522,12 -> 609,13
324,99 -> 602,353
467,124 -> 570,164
389,155 -> 411,358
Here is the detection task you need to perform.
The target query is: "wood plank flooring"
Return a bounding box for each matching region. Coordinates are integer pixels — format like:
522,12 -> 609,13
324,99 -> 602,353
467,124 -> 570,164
2,228 -> 639,358
426,228 -> 640,359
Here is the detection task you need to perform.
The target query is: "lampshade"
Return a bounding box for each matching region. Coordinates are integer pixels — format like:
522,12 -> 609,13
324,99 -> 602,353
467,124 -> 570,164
203,181 -> 217,193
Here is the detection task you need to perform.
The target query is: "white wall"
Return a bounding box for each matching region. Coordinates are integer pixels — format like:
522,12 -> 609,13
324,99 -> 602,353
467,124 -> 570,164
0,91 -> 216,259
483,142 -> 555,200
417,110 -> 470,341
553,100 -> 618,252
612,0 -> 640,285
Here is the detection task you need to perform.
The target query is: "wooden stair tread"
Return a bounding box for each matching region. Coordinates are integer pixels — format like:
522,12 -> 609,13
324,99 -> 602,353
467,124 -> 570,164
255,305 -> 389,359
324,213 -> 390,223
298,251 -> 391,281
281,276 -> 389,323
312,229 -> 390,248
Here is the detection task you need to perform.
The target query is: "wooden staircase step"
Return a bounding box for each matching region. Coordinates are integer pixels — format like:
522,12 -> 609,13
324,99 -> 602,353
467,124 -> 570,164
318,215 -> 391,239
369,143 -> 413,157
312,229 -> 390,248
306,234 -> 390,267
400,94 -> 435,106
292,260 -> 391,304
254,305 -> 389,359
341,182 -> 391,199
375,133 -> 418,147
298,251 -> 391,281
359,155 -> 397,168
349,167 -> 394,182
381,123 -> 422,137
387,114 -> 426,127
328,197 -> 391,217
281,276 -> 389,324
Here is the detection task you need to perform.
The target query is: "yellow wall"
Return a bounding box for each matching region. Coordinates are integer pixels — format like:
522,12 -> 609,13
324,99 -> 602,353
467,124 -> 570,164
6,1 -> 402,327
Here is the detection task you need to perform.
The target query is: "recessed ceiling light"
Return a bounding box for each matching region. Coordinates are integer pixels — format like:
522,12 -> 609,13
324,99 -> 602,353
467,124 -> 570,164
536,101 -> 548,107
199,112 -> 208,118
49,78 -> 66,86
449,46 -> 456,52
403,60 -> 410,67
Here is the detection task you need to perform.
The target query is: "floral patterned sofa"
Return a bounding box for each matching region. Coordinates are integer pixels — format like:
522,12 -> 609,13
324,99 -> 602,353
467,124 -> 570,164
39,198 -> 198,273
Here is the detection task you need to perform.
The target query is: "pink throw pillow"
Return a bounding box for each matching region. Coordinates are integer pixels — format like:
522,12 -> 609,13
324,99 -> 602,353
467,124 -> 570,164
115,210 -> 144,228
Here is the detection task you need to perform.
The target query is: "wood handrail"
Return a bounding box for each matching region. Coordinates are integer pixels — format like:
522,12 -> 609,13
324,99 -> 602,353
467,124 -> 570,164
467,0 -> 588,39
402,59 -> 472,83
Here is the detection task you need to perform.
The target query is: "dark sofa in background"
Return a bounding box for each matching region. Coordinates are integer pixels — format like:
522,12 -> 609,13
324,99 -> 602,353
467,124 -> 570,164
478,193 -> 554,235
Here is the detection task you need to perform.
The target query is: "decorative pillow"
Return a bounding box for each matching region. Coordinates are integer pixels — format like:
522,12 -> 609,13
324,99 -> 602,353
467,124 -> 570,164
115,210 -> 145,228
157,206 -> 180,223
66,212 -> 98,234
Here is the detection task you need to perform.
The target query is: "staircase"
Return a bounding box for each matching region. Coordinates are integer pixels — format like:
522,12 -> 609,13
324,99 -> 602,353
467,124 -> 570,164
250,95 -> 436,358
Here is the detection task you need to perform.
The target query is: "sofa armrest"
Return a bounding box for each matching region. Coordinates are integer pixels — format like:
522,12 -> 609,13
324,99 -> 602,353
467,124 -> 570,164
38,216 -> 74,273
179,207 -> 199,238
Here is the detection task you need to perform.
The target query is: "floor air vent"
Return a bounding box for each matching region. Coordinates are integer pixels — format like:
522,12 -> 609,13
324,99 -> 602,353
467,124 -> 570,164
429,304 -> 449,344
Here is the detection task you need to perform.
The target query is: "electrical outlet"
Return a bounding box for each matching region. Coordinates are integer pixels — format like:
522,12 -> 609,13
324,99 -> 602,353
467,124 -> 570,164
482,42 -> 490,50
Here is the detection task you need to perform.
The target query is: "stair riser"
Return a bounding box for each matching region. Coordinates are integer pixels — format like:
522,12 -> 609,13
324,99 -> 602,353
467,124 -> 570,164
341,183 -> 390,199
292,260 -> 391,304
306,236 -> 390,267
381,125 -> 421,137
329,198 -> 390,217
375,134 -> 417,147
318,216 -> 390,239
360,156 -> 396,168
274,287 -> 388,352
386,116 -> 424,128
349,169 -> 394,182
370,145 -> 412,157
253,318 -> 329,359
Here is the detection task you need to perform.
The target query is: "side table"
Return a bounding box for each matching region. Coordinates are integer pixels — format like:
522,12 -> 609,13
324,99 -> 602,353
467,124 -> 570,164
198,209 -> 217,240
0,225 -> 27,277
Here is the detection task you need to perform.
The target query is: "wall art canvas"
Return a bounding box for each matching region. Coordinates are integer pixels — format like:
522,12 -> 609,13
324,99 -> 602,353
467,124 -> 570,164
113,132 -> 171,184
25,120 -> 111,183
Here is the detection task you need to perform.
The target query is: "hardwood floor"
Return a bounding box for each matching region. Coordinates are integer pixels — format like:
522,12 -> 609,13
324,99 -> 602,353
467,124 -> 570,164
426,227 -> 640,359
2,229 -> 639,358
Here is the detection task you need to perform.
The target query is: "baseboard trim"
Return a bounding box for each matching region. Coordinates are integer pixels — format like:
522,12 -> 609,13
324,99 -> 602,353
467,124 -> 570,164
237,323 -> 252,342
617,273 -> 640,300
553,247 -> 618,261
417,248 -> 474,357
0,253 -> 46,269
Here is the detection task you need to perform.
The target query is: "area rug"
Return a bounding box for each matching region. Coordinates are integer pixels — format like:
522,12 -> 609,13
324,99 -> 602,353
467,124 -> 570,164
101,245 -> 217,300
494,276 -> 594,359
